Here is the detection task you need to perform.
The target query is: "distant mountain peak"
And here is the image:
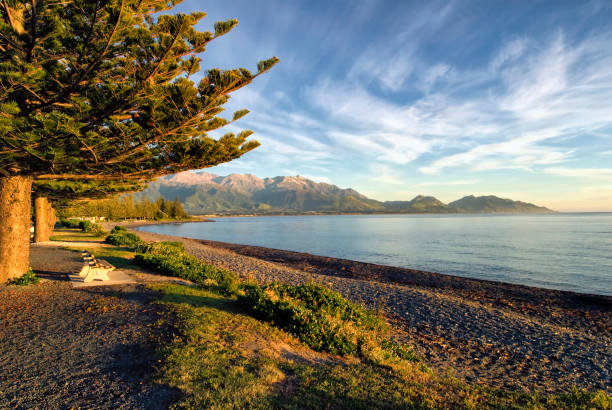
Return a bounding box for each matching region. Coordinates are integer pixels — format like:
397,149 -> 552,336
138,172 -> 553,215
449,195 -> 551,213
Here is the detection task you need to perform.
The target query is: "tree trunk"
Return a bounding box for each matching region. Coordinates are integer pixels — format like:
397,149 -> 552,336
47,204 -> 57,237
0,176 -> 33,282
34,196 -> 55,242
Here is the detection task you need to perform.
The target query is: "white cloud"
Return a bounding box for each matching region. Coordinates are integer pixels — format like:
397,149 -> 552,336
329,130 -> 432,165
498,34 -> 573,120
490,38 -> 528,72
411,179 -> 479,188
420,130 -> 574,174
582,185 -> 612,193
283,170 -> 331,183
419,64 -> 451,93
544,167 -> 612,180
368,165 -> 405,185
301,174 -> 332,184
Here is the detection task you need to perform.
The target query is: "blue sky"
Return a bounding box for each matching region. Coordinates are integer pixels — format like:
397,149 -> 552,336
176,0 -> 612,211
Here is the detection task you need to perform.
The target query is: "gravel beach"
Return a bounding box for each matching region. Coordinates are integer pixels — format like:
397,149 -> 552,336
0,247 -> 179,409
134,230 -> 612,394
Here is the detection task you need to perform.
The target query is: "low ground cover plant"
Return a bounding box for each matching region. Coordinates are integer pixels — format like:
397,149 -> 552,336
59,218 -> 106,236
7,268 -> 40,286
135,241 -> 239,294
238,282 -> 392,357
59,218 -> 82,229
105,226 -> 144,247
78,221 -> 106,236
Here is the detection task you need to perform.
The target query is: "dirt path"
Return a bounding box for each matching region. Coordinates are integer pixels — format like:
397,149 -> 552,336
0,247 -> 178,409
134,231 -> 612,394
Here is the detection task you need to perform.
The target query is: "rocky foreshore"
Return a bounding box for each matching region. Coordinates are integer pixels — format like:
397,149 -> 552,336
132,229 -> 612,394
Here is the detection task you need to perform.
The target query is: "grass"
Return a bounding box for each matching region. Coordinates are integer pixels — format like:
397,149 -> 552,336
50,228 -> 106,242
152,283 -> 612,409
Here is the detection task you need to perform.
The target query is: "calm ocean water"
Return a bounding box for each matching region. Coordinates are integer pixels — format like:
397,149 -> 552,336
136,213 -> 612,296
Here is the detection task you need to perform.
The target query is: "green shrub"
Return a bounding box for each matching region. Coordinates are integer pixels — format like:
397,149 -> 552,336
105,227 -> 143,247
7,268 -> 40,286
135,241 -> 238,294
110,226 -> 127,234
78,220 -> 91,231
78,220 -> 106,236
59,218 -> 81,228
238,283 -> 388,356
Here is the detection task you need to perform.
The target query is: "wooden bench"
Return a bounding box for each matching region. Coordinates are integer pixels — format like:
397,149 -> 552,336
78,251 -> 115,282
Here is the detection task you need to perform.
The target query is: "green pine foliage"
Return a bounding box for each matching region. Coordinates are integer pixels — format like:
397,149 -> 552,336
33,179 -> 145,201
0,1 -> 278,181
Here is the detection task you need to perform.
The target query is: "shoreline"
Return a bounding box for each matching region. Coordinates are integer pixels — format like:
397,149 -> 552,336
129,226 -> 611,393
190,210 -> 612,218
131,223 -> 611,301
101,217 -> 214,230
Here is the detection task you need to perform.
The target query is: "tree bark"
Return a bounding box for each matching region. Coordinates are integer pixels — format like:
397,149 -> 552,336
47,204 -> 57,238
34,196 -> 55,242
0,176 -> 33,282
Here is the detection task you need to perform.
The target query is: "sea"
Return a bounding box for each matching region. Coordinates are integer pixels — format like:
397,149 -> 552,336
136,213 -> 612,296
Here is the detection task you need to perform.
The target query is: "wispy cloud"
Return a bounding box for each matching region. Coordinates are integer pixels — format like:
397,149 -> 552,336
490,38 -> 528,72
544,167 -> 612,180
368,165 -> 405,185
417,32 -> 612,174
420,131 -> 574,174
282,170 -> 331,183
411,179 -> 479,188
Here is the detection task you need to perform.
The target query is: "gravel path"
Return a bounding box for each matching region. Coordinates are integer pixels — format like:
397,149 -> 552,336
0,246 -> 178,409
135,231 -> 612,394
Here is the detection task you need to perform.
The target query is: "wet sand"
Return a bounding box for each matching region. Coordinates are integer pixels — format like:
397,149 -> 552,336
132,229 -> 611,394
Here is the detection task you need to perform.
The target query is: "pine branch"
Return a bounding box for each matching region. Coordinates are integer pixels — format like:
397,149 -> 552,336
27,0 -> 37,62
23,0 -> 125,115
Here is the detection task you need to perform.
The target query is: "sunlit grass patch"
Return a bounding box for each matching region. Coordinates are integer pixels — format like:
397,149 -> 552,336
50,229 -> 105,242
150,283 -> 301,409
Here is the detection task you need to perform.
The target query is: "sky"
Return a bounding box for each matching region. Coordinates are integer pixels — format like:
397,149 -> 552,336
174,0 -> 612,212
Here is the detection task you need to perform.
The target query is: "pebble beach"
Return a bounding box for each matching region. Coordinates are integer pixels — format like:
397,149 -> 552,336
134,229 -> 612,394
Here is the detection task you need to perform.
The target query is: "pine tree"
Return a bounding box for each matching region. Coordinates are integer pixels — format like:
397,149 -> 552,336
172,196 -> 187,218
0,1 -> 277,280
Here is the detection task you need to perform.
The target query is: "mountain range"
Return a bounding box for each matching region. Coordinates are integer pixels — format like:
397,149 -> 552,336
133,171 -> 554,215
